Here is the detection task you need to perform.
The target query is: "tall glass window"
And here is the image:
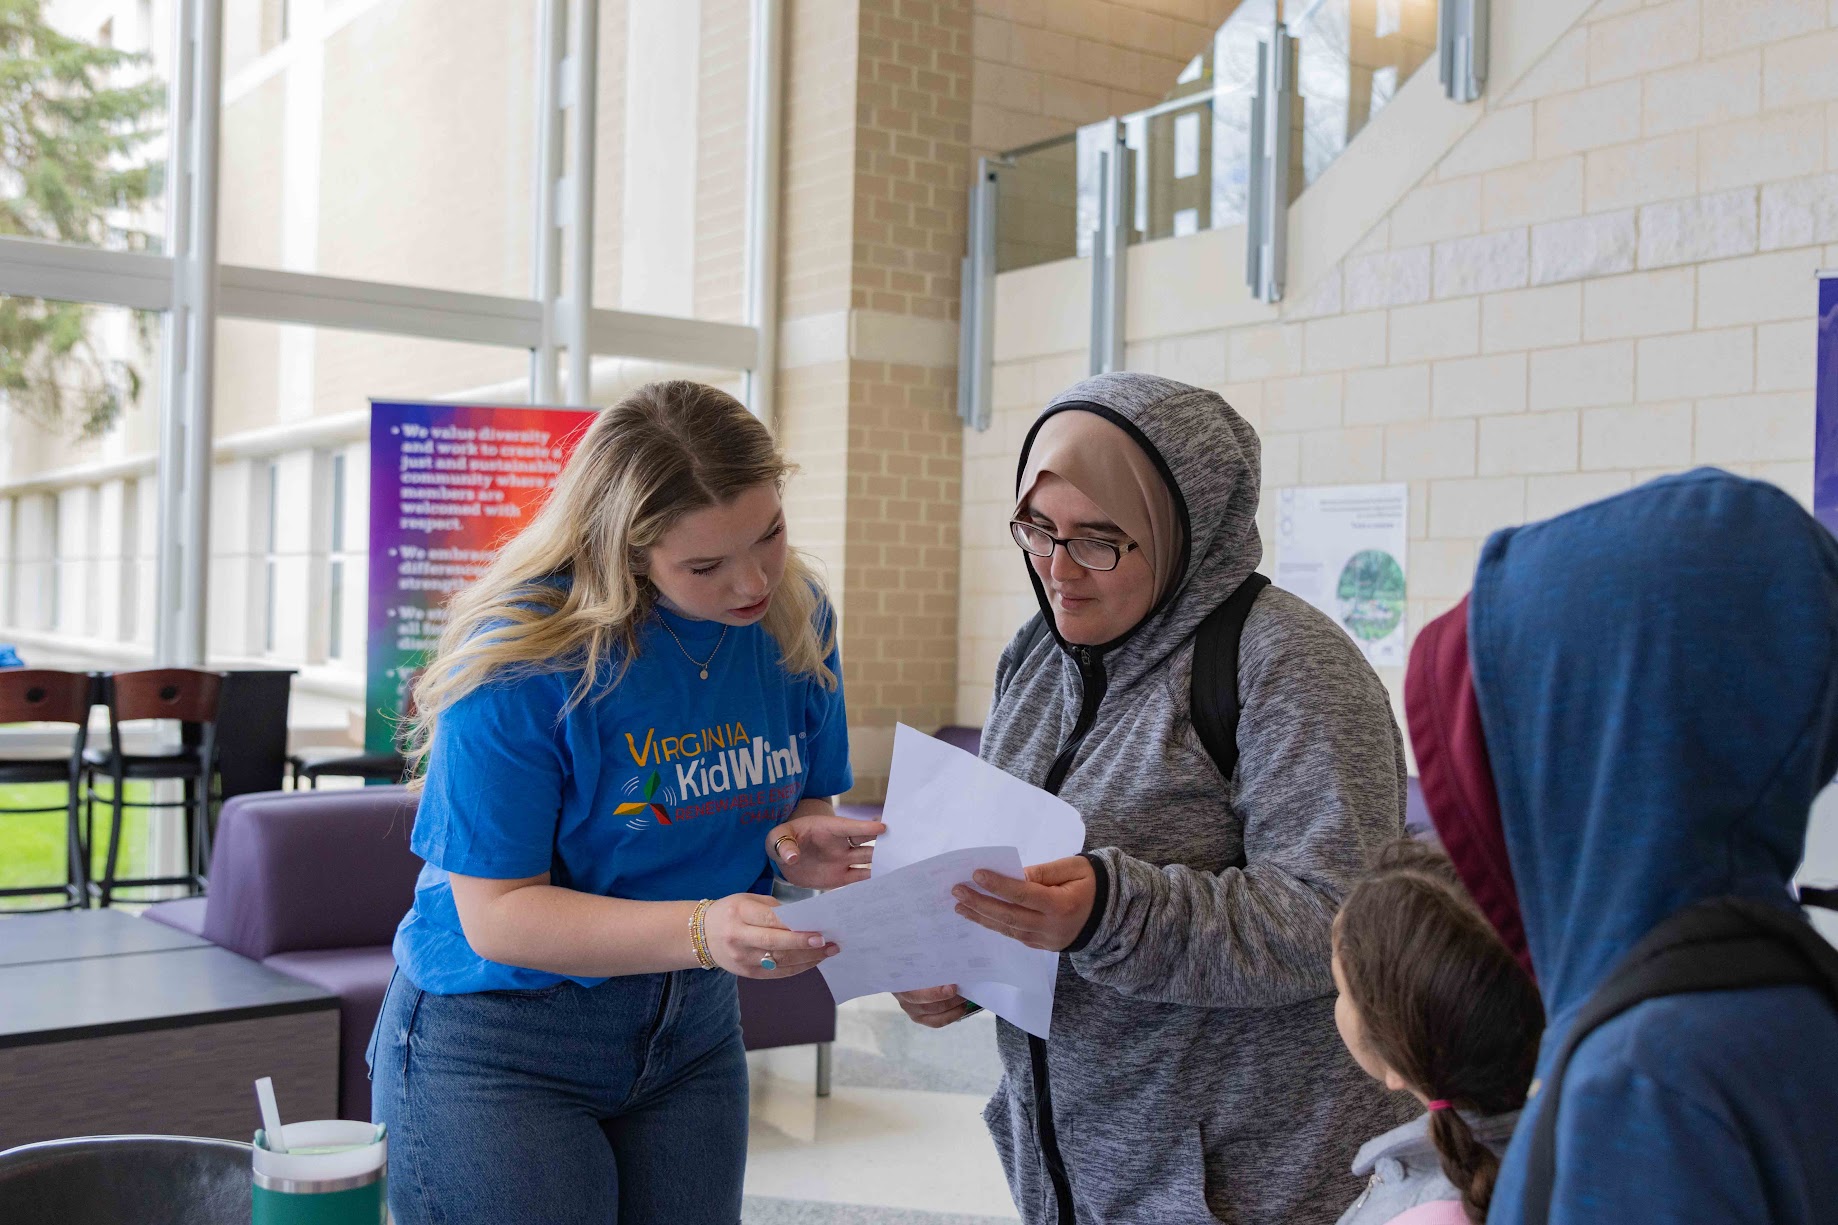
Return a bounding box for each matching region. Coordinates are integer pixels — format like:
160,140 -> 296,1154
263,460 -> 280,655
219,0 -> 541,298
327,451 -> 348,662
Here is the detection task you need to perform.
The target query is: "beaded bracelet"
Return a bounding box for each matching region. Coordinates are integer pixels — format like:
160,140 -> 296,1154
689,898 -> 717,970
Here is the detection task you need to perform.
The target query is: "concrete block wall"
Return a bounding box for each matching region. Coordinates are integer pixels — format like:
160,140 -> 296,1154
204,459 -> 263,661
54,489 -> 90,640
0,477 -> 143,645
959,0 -> 1838,739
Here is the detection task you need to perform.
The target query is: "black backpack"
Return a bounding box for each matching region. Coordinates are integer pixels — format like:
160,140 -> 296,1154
1523,893 -> 1838,1223
1013,572 -> 1270,784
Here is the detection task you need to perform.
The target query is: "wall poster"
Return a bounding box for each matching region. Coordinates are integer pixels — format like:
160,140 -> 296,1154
1273,483 -> 1410,668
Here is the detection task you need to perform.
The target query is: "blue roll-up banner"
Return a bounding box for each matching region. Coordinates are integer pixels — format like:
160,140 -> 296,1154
1817,274 -> 1838,535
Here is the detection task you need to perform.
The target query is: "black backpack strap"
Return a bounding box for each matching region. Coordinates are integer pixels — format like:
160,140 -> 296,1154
1800,883 -> 1838,911
1019,611 -> 1051,662
994,613 -> 1053,707
1523,896 -> 1838,1224
1189,572 -> 1270,784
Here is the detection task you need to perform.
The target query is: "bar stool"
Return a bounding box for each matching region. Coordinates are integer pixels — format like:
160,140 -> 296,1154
83,668 -> 225,908
0,670 -> 95,910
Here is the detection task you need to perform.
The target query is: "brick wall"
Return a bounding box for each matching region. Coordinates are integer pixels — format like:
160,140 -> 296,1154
856,0 -> 974,321
782,0 -> 863,320
848,0 -> 973,788
960,0 -> 1838,745
776,0 -> 971,801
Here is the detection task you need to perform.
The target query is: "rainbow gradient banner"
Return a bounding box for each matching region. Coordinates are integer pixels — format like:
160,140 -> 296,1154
1817,276 -> 1838,536
366,400 -> 597,756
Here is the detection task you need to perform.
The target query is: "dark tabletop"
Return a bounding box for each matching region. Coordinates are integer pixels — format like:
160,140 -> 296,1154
0,909 -> 209,968
0,914 -> 334,1049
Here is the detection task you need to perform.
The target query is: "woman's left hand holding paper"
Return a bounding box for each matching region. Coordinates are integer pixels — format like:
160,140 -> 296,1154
952,855 -> 1097,952
769,813 -> 887,890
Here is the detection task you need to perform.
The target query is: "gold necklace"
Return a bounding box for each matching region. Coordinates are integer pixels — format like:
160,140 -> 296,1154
659,617 -> 728,680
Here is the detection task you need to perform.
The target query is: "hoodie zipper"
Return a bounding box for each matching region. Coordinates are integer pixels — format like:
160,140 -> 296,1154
1031,643 -> 1106,1223
1043,646 -> 1106,793
1010,399 -> 1196,1223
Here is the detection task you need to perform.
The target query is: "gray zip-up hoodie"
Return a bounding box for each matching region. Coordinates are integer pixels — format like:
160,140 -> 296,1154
1334,1112 -> 1520,1225
980,373 -> 1413,1224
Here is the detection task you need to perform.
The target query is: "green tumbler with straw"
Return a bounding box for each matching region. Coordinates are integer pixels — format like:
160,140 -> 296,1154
251,1120 -> 387,1224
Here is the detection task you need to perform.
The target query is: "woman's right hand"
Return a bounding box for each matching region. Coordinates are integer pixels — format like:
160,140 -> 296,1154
704,894 -> 838,979
894,985 -> 978,1027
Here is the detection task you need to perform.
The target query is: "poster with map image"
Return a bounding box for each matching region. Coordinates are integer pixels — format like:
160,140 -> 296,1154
1273,483 -> 1409,667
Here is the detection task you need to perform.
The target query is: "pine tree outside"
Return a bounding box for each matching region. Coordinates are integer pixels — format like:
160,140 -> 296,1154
0,0 -> 165,440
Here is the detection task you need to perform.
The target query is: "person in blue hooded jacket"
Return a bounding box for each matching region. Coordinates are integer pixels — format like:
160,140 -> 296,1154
1421,468 -> 1838,1224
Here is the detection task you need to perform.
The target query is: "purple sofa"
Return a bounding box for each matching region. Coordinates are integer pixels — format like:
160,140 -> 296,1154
142,788 -> 420,1123
144,786 -> 838,1121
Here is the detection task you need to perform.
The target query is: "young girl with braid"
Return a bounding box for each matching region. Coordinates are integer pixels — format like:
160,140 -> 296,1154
1331,841 -> 1545,1225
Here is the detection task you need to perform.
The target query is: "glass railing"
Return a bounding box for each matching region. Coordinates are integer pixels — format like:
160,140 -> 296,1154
1292,0 -> 1439,188
994,133 -> 1078,273
991,0 -> 1438,275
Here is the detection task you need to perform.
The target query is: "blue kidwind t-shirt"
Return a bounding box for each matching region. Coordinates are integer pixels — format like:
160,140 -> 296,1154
393,599 -> 852,994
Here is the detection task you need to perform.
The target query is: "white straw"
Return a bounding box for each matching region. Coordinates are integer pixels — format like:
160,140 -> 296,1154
255,1077 -> 288,1153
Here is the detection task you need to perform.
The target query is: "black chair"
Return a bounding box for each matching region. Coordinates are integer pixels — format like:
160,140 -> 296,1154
0,670 -> 95,911
213,669 -> 298,803
287,669 -> 415,789
0,1135 -> 250,1225
286,745 -> 408,789
83,669 -> 225,907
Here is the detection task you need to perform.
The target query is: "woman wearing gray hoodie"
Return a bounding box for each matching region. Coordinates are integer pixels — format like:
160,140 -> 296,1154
898,372 -> 1411,1223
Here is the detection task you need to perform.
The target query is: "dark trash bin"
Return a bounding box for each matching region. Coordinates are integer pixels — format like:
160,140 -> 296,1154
0,1134 -> 251,1225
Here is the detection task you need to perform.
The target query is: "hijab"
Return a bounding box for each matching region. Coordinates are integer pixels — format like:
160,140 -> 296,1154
1014,408 -> 1183,606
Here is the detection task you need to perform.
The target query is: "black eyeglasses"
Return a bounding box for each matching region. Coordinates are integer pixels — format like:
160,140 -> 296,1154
1009,519 -> 1140,572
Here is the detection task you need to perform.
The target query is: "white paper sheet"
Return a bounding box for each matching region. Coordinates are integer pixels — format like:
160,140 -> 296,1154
867,723 -> 1087,1037
874,724 -> 1087,875
776,846 -> 1033,1017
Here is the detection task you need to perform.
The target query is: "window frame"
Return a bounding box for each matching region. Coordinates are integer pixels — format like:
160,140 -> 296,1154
0,0 -> 782,668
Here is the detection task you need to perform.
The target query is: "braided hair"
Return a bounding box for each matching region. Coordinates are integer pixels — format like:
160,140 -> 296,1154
1334,841 -> 1545,1223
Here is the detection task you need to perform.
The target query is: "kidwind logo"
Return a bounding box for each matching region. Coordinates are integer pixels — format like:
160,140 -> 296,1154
620,722 -> 806,830
615,773 -> 675,830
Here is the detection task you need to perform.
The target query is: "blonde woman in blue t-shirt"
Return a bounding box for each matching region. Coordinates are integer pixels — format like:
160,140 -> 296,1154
369,381 -> 880,1225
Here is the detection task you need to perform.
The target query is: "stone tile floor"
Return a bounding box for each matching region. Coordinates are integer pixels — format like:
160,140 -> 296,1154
742,992 -> 1018,1223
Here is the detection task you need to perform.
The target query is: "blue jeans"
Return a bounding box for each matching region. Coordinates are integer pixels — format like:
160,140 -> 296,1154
367,966 -> 748,1225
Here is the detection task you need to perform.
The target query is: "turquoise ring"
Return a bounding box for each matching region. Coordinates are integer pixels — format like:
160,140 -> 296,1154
759,955 -> 777,971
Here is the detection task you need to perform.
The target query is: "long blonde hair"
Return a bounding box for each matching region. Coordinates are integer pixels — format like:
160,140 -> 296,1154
402,381 -> 836,784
